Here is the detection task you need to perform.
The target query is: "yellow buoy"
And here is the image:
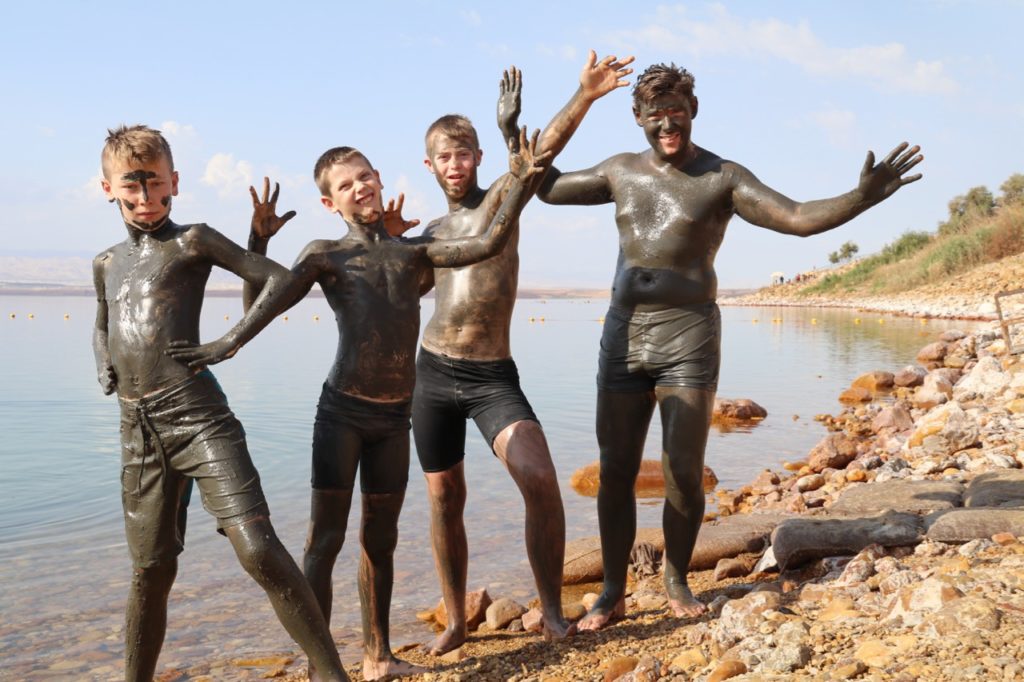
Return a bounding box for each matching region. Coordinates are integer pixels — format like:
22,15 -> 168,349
811,318 -> 818,324
313,315 -> 320,322
920,318 -> 927,324
539,317 -> 545,322
9,313 -> 14,319
878,318 -> 885,324
752,318 -> 759,323
597,316 -> 605,323
529,316 -> 535,322
854,318 -> 861,324
28,313 -> 34,319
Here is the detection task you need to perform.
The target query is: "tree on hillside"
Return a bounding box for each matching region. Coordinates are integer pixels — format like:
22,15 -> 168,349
827,240 -> 859,265
1000,173 -> 1024,206
939,185 -> 995,236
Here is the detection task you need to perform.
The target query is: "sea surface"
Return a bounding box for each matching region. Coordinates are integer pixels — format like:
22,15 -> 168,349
0,295 -> 977,679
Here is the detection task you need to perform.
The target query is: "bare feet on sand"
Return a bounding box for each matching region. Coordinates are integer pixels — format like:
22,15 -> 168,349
576,594 -> 626,632
543,616 -> 577,642
667,584 -> 707,618
362,655 -> 427,681
423,626 -> 466,656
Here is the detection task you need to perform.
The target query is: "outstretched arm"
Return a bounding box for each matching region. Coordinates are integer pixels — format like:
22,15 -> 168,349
426,127 -> 551,268
166,228 -> 317,367
244,177 -> 296,310
91,254 -> 116,395
732,142 -> 923,236
536,160 -> 615,206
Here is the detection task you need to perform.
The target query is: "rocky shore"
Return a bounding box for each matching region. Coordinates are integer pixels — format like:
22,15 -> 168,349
720,251 -> 1024,321
151,318 -> 1024,681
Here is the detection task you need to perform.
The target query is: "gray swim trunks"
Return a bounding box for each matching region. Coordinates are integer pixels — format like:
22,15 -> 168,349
597,302 -> 721,392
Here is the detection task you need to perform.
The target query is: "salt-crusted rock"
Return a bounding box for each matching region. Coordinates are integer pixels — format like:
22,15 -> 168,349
918,596 -> 1001,637
712,590 -> 782,648
954,355 -> 1011,400
912,373 -> 953,408
884,577 -> 963,625
906,401 -> 980,455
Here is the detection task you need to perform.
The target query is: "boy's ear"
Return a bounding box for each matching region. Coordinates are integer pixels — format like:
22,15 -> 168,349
423,157 -> 434,173
374,169 -> 382,187
320,196 -> 338,213
633,106 -> 643,126
475,149 -> 483,167
171,170 -> 180,196
691,96 -> 699,120
100,176 -> 113,199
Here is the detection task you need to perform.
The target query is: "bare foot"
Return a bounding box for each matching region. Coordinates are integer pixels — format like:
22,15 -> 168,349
362,655 -> 427,681
542,615 -> 577,641
422,626 -> 465,656
667,584 -> 707,618
576,595 -> 626,632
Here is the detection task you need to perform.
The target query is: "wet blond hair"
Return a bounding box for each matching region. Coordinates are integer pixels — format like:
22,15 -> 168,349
424,114 -> 480,156
101,124 -> 174,179
313,146 -> 372,196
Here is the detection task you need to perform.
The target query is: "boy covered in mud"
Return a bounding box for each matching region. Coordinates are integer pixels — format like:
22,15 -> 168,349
167,127 -> 550,680
92,125 -> 349,681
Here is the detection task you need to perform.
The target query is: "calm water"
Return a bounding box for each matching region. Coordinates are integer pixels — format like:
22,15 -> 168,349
0,295 -> 976,679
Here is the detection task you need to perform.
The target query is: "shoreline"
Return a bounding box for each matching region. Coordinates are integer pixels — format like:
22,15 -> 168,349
133,318 -> 1024,681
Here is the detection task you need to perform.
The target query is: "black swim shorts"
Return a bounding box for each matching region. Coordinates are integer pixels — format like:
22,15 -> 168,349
412,346 -> 539,473
597,302 -> 721,392
118,369 -> 269,568
311,383 -> 411,494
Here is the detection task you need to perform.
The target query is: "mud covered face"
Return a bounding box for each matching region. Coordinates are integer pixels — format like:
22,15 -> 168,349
102,157 -> 178,231
634,93 -> 697,163
424,133 -> 482,200
320,158 -> 384,225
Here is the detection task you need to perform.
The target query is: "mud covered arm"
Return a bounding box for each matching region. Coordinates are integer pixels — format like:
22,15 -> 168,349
244,177 -> 296,310
91,254 -> 116,395
166,227 -> 316,367
425,127 -> 551,268
536,160 -> 614,206
732,142 -> 923,236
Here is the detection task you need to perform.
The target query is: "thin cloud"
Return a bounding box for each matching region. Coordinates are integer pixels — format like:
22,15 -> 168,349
160,120 -> 198,141
202,153 -> 254,198
461,9 -> 482,26
806,107 -> 857,148
607,4 -> 957,95
537,44 -> 579,62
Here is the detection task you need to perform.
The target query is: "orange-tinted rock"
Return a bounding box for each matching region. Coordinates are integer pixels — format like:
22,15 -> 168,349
432,588 -> 492,630
713,398 -> 768,423
852,371 -> 895,393
839,386 -> 873,403
570,459 -> 717,498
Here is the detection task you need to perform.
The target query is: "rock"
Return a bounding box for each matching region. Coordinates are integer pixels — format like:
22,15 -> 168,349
569,459 -> 717,498
807,433 -> 860,472
852,371 -> 895,393
885,577 -> 963,625
919,596 -> 1001,637
440,647 -> 467,664
939,330 -> 968,342
690,513 -> 789,570
432,588 -> 492,631
761,621 -> 812,672
913,372 -> 953,408
485,598 -> 527,630
770,511 -> 922,571
795,473 -> 825,493
670,648 -> 707,671
839,386 -> 872,403
831,658 -> 867,679
819,596 -> 862,621
829,480 -> 963,514
871,405 -> 914,433
708,660 -> 746,682
894,365 -> 927,388
854,635 -> 918,668
906,401 -> 980,455
713,398 -> 768,422
753,545 -> 778,573
581,592 -> 600,611
522,608 -> 543,633
563,602 -> 587,621
713,554 -> 758,581
713,591 -> 782,647
917,342 -> 948,367
603,656 -> 638,682
926,509 -> 1024,542
964,470 -> 1024,508
992,532 -> 1018,545
954,355 -> 1011,400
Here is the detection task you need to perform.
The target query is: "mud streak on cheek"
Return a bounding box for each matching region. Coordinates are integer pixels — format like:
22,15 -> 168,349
161,196 -> 170,207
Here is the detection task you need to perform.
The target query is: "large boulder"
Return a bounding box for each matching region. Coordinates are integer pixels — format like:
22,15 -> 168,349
906,401 -> 980,455
852,371 -> 895,394
925,509 -> 1024,542
893,365 -> 927,388
569,459 -> 717,498
830,480 -> 963,515
770,511 -> 922,571
964,470 -> 1024,508
912,373 -> 953,408
953,355 -> 1011,400
871,405 -> 914,433
916,342 -> 948,368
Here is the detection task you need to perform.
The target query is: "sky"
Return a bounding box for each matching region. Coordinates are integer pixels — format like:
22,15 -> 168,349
2,1 -> 1022,289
